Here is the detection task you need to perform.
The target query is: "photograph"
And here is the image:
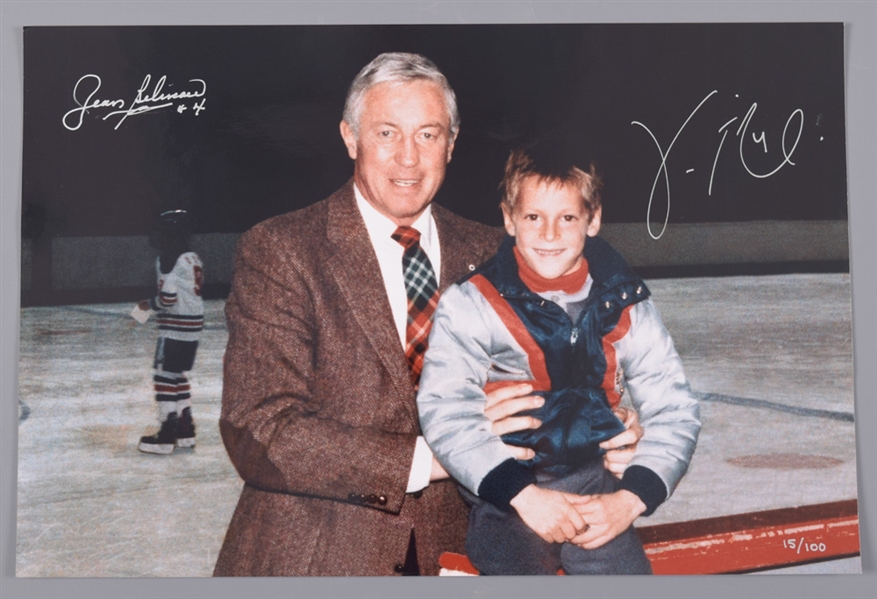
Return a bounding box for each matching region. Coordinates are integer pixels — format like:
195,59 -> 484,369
2,4 -> 874,598
14,21 -> 860,579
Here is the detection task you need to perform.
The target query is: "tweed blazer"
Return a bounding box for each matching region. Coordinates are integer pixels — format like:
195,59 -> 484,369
213,181 -> 502,576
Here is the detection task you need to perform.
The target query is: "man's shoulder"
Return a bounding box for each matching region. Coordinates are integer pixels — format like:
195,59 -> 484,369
432,204 -> 503,254
247,197 -> 332,239
240,184 -> 353,248
433,204 -> 501,236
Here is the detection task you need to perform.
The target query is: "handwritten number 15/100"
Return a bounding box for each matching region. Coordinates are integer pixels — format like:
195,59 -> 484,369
783,538 -> 827,553
632,90 -> 804,240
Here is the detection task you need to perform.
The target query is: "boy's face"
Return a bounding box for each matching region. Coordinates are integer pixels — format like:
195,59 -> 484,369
502,175 -> 601,280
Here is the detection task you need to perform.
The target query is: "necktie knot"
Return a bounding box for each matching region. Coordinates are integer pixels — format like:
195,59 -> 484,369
392,226 -> 421,250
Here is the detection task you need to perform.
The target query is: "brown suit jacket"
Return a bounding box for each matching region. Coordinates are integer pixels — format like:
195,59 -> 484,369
214,181 -> 503,576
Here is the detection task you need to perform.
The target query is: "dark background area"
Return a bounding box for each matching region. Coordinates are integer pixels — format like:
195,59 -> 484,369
21,23 -> 847,239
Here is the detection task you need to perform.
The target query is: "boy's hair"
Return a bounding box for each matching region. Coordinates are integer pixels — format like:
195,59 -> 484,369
499,139 -> 603,220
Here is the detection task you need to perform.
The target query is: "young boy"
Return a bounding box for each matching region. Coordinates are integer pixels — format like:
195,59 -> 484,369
136,209 -> 204,455
416,142 -> 701,575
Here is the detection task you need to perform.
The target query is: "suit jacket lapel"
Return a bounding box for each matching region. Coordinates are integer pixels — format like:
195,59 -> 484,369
434,204 -> 476,293
324,182 -> 417,419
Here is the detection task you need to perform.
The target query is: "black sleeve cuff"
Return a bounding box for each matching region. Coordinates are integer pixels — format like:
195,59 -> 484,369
477,458 -> 537,511
620,465 -> 668,517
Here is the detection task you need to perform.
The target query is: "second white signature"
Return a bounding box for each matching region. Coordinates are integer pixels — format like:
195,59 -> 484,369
632,90 -> 804,240
63,74 -> 207,131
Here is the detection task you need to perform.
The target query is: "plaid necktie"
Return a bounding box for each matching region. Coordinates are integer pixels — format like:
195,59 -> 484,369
392,226 -> 439,387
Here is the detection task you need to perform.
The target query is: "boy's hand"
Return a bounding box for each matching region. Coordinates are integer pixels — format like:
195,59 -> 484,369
567,490 -> 646,549
509,485 -> 587,543
600,407 -> 643,479
485,383 -> 542,461
137,299 -> 151,311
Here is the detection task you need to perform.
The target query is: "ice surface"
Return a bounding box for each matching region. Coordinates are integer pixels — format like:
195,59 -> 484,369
15,274 -> 859,576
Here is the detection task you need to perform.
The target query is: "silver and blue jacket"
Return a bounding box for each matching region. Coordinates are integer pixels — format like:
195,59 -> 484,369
417,235 -> 701,514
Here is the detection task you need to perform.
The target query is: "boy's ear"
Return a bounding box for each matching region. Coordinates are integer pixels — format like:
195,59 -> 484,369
501,203 -> 517,237
587,206 -> 602,237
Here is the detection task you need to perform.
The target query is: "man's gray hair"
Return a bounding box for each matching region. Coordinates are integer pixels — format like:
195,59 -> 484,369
343,52 -> 460,138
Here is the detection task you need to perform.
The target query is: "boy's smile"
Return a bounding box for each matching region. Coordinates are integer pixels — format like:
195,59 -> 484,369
502,175 -> 601,281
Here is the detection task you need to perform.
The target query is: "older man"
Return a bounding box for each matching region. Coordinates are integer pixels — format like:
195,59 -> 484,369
214,52 -> 639,577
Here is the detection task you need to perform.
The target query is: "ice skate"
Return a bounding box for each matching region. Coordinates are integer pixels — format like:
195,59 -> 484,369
138,412 -> 179,455
176,407 -> 196,448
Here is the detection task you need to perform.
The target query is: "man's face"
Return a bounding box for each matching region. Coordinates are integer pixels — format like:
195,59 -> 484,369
502,175 -> 601,280
339,80 -> 456,226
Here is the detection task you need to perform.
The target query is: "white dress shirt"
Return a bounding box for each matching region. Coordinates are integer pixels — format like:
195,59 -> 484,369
354,184 -> 438,492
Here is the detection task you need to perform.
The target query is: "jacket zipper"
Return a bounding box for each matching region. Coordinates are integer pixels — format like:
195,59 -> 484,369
505,291 -> 582,348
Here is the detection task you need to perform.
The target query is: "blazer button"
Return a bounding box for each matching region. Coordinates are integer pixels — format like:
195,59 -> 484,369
409,490 -> 423,499
348,492 -> 364,503
377,495 -> 388,505
366,494 -> 378,504
394,564 -> 406,573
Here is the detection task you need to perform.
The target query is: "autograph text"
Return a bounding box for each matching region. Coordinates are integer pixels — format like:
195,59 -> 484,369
632,90 -> 804,239
63,74 -> 207,131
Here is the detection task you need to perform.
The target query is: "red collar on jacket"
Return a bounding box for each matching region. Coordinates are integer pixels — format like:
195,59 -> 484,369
513,246 -> 589,294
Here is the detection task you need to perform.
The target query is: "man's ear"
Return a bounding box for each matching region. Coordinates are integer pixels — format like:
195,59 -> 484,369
446,131 -> 457,164
339,121 -> 357,160
501,203 -> 516,237
587,206 -> 602,237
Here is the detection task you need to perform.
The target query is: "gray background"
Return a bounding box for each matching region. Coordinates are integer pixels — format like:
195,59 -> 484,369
2,1 -> 875,598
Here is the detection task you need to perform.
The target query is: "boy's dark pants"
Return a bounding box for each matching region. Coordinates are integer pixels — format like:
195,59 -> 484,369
464,460 -> 652,575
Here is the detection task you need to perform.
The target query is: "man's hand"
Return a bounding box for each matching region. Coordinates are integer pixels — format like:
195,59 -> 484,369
568,490 -> 646,549
425,383 -> 543,483
484,383 -> 542,461
509,485 -> 587,543
600,407 -> 643,479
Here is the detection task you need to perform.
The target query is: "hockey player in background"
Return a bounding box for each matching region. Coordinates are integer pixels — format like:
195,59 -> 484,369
135,209 -> 204,455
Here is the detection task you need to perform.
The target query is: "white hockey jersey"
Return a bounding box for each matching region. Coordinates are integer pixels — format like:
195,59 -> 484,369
150,252 -> 204,342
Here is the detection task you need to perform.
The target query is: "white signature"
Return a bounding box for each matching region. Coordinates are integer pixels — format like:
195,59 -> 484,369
632,90 -> 804,239
62,74 -> 207,131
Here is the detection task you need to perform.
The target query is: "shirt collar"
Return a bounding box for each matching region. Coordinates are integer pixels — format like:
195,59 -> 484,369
354,183 -> 435,251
